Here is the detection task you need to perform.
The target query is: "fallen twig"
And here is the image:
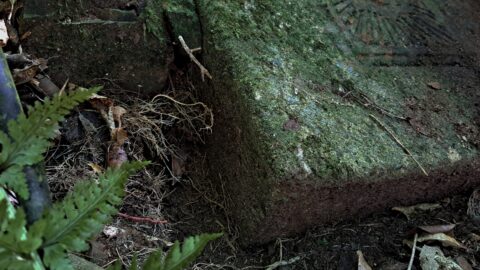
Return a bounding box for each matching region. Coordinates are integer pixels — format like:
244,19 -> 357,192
370,114 -> 428,176
178,35 -> 212,81
117,212 -> 168,224
407,233 -> 418,270
266,256 -> 301,270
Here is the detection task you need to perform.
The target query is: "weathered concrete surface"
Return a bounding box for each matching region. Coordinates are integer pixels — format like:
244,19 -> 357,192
197,0 -> 480,244
20,0 -> 172,94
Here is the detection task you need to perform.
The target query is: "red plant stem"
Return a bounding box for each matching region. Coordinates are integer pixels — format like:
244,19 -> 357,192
117,212 -> 168,224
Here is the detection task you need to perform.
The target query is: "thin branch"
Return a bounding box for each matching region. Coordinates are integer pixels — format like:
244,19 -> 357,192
370,114 -> 428,176
407,233 -> 418,270
178,35 -> 212,81
117,212 -> 168,224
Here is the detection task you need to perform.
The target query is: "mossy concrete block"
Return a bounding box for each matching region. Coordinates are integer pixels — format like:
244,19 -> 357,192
197,0 -> 480,244
163,0 -> 202,49
21,0 -> 171,94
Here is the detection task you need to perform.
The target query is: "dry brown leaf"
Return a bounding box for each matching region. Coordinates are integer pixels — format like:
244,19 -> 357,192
112,106 -> 127,127
107,143 -> 128,168
172,156 -> 186,177
456,256 -> 473,270
89,96 -> 115,131
417,233 -> 466,249
468,233 -> 480,242
112,128 -> 128,145
0,19 -> 8,47
418,224 -> 456,235
427,81 -> 442,90
467,189 -> 480,222
392,203 -> 441,220
13,65 -> 40,85
357,251 -> 373,270
89,95 -> 114,110
88,163 -> 104,174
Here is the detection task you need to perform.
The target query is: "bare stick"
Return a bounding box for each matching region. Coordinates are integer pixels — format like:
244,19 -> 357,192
407,233 -> 418,270
266,256 -> 301,270
178,36 -> 212,81
370,114 -> 428,176
117,212 -> 168,224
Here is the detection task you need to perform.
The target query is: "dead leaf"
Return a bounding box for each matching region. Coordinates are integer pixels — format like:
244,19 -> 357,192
467,189 -> 480,223
89,94 -> 114,111
456,256 -> 473,270
427,81 -> 442,90
112,106 -> 127,127
172,156 -> 186,177
88,163 -> 104,174
89,95 -> 115,131
107,143 -> 128,168
417,233 -> 466,249
418,224 -> 456,234
112,128 -> 128,145
357,251 -> 373,270
13,64 -> 40,85
467,233 -> 480,242
392,203 -> 441,220
0,19 -> 8,47
419,245 -> 463,270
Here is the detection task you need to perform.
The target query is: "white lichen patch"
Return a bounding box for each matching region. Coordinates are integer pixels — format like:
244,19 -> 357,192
447,147 -> 461,163
295,145 -> 313,176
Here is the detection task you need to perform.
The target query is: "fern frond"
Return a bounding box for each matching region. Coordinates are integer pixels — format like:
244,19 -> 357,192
0,191 -> 44,269
0,87 -> 100,199
143,233 -> 223,270
6,87 -> 100,166
0,165 -> 27,200
43,245 -> 72,270
40,161 -> 147,266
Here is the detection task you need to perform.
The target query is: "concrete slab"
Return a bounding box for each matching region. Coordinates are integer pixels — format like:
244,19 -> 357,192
197,0 -> 480,244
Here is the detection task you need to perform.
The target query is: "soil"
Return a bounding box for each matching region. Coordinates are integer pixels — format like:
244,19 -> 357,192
40,65 -> 480,270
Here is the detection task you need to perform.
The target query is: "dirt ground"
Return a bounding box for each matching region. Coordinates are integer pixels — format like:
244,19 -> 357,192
35,64 -> 479,269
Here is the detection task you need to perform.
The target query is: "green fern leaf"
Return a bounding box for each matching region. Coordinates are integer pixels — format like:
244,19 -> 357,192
0,87 -> 99,199
43,245 -> 73,270
6,87 -> 100,167
0,165 -> 27,200
0,199 -> 42,254
142,250 -> 163,269
0,193 -> 44,269
143,233 -> 223,270
107,261 -> 123,270
41,162 -> 147,252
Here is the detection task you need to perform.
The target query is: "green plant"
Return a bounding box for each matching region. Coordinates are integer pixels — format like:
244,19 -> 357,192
0,88 -> 221,270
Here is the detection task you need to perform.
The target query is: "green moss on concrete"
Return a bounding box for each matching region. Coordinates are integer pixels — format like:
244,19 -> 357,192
163,0 -> 202,48
197,0 -> 480,241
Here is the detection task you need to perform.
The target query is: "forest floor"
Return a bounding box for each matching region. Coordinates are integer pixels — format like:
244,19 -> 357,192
37,64 -> 479,270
